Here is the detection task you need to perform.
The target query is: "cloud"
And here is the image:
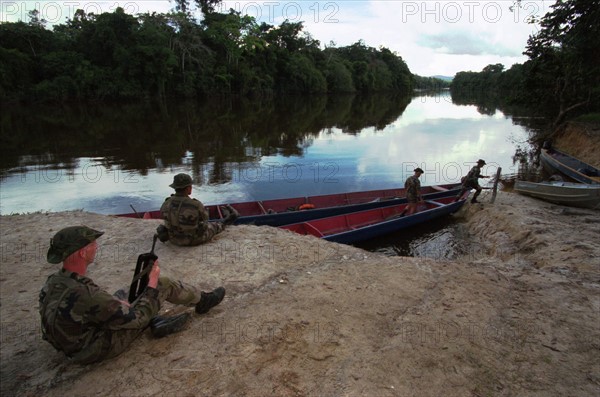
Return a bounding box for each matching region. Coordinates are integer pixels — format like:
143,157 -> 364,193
302,0 -> 544,76
418,31 -> 521,57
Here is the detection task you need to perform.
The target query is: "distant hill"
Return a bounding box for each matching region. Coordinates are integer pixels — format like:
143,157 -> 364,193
432,75 -> 453,82
412,74 -> 452,90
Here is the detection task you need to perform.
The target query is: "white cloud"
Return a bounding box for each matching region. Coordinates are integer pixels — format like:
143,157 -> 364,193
418,30 -> 520,56
302,0 -> 547,76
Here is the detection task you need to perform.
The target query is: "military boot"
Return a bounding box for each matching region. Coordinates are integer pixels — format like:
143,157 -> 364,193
195,287 -> 226,314
150,313 -> 190,338
221,205 -> 239,225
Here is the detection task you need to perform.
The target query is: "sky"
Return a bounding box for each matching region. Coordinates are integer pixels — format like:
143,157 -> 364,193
0,0 -> 550,77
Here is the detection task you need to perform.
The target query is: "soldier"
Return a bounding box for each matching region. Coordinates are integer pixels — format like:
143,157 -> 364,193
456,159 -> 490,203
159,173 -> 238,246
404,167 -> 424,215
39,226 -> 225,364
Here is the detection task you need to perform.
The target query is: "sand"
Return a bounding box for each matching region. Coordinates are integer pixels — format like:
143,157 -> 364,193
1,187 -> 599,397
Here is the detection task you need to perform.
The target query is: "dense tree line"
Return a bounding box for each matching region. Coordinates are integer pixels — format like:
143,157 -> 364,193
0,3 -> 416,102
451,0 -> 600,125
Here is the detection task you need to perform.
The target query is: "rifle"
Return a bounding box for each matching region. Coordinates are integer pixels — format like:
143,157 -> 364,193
128,234 -> 159,303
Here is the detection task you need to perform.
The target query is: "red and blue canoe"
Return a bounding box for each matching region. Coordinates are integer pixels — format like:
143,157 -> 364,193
117,183 -> 462,227
280,195 -> 468,244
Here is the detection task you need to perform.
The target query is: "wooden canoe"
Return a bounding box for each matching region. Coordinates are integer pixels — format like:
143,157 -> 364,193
540,148 -> 600,185
117,183 -> 462,226
514,180 -> 600,209
280,195 -> 468,244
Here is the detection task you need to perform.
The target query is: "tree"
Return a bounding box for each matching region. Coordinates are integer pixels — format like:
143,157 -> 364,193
27,9 -> 47,28
195,0 -> 223,14
1,4 -> 418,101
524,0 -> 600,125
322,50 -> 355,93
168,12 -> 214,95
173,0 -> 190,13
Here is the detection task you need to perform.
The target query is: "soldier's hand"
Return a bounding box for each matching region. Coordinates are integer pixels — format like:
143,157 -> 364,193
148,260 -> 160,289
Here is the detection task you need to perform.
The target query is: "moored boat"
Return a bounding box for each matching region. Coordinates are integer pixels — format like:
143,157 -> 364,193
540,148 -> 600,184
280,195 -> 468,245
117,183 -> 462,226
514,180 -> 600,209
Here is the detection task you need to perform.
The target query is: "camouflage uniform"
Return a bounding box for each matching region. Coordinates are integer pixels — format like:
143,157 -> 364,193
39,225 -> 204,364
160,193 -> 225,246
39,271 -> 202,364
457,160 -> 486,202
404,175 -> 422,203
463,165 -> 483,188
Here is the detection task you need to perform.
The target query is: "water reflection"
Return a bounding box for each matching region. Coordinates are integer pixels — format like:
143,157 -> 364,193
357,217 -> 470,260
1,92 -> 540,215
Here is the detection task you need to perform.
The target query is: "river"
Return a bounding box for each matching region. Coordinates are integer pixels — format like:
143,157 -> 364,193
0,91 -> 544,256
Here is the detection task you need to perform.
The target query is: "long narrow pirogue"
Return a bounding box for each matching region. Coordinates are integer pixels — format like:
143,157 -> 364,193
280,194 -> 469,244
117,183 -> 462,226
540,147 -> 600,185
514,180 -> 600,209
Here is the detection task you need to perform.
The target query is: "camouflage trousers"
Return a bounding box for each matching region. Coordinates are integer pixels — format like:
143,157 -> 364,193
74,277 -> 202,364
456,182 -> 482,201
169,221 -> 226,246
406,192 -> 420,203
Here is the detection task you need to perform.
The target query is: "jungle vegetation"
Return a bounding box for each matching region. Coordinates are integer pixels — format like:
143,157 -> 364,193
451,0 -> 600,126
0,0 -> 437,102
2,0 -> 595,130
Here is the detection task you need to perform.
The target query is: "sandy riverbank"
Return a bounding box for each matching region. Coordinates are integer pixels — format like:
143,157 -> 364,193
1,187 -> 599,396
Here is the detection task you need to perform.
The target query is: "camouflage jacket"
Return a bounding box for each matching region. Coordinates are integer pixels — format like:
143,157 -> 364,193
463,165 -> 483,187
38,269 -> 160,360
404,175 -> 421,198
160,193 -> 209,243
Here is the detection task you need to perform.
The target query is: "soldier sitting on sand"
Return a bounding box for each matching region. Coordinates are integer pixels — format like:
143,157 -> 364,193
39,226 -> 225,364
159,173 -> 239,246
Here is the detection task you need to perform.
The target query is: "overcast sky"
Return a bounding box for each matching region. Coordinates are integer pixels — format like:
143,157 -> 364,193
1,0 -> 549,76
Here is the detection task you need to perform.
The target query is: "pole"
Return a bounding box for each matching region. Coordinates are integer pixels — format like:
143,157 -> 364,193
490,167 -> 502,203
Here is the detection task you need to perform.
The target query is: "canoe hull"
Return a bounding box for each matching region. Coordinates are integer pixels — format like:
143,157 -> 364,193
540,148 -> 600,185
514,180 -> 600,209
230,185 -> 461,226
281,196 -> 467,245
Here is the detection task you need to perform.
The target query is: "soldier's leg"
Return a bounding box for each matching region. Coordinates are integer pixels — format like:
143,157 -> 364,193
157,276 -> 203,306
157,277 -> 225,315
191,222 -> 226,245
455,187 -> 468,201
102,329 -> 147,360
471,185 -> 483,202
104,317 -> 189,359
72,328 -> 144,363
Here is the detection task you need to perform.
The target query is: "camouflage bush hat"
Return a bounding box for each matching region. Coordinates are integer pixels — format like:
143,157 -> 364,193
477,159 -> 487,165
47,226 -> 104,264
169,173 -> 193,189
